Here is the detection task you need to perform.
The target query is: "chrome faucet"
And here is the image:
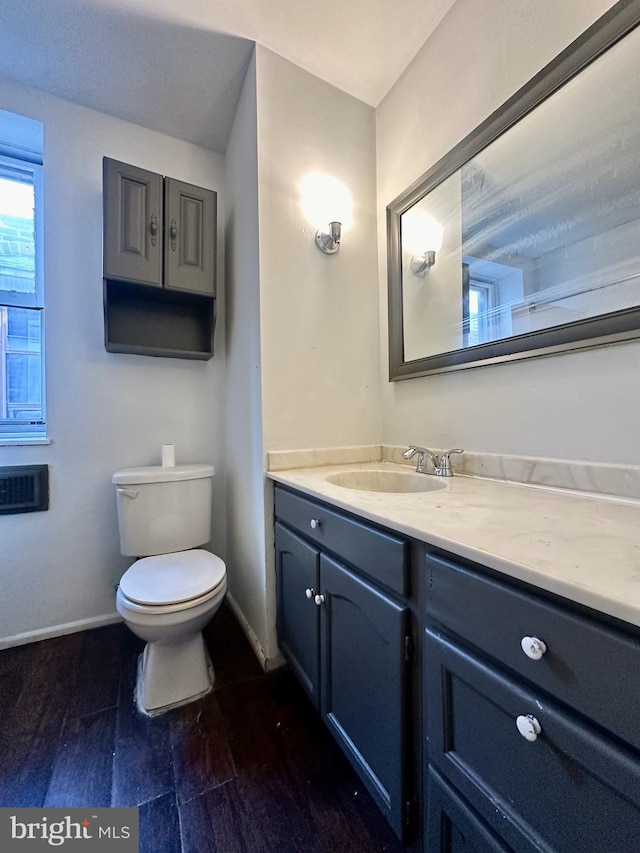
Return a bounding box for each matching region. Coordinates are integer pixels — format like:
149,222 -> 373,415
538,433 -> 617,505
403,446 -> 464,477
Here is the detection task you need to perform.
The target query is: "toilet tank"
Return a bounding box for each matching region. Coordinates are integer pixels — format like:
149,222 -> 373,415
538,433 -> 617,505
113,464 -> 214,556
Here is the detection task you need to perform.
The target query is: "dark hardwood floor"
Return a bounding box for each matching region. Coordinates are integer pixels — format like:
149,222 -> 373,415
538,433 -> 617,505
0,602 -> 406,852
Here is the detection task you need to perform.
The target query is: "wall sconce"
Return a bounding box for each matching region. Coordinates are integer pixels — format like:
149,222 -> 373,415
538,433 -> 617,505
402,209 -> 443,277
300,173 -> 352,256
316,221 -> 341,254
411,250 -> 436,277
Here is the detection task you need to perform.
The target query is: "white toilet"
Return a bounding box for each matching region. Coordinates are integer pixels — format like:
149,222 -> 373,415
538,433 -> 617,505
113,462 -> 227,716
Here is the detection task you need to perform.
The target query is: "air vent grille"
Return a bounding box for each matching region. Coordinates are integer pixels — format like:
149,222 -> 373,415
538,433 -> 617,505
0,465 -> 49,514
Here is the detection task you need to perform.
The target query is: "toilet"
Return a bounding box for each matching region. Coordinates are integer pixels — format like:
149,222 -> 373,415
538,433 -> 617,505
113,462 -> 227,716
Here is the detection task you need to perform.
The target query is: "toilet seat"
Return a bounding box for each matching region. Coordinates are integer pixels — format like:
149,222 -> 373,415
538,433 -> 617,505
119,549 -> 226,609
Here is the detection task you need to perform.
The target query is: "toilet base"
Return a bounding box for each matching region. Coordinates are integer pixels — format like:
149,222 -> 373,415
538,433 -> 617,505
135,633 -> 214,716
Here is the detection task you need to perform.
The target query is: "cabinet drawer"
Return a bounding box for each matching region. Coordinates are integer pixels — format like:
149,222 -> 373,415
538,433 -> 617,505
275,486 -> 409,596
425,629 -> 640,853
426,552 -> 640,750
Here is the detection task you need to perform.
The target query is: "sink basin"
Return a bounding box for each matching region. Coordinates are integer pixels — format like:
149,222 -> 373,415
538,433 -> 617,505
325,469 -> 447,494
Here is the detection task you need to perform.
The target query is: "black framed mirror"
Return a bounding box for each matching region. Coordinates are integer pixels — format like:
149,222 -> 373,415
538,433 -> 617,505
387,0 -> 640,380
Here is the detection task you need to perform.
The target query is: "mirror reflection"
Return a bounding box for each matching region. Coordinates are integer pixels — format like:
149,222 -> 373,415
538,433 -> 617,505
392,5 -> 640,376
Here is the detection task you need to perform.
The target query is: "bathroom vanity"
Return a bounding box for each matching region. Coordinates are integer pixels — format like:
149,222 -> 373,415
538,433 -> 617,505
270,457 -> 640,852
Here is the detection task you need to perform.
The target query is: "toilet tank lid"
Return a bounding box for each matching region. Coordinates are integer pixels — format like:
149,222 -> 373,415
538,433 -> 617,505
112,463 -> 214,485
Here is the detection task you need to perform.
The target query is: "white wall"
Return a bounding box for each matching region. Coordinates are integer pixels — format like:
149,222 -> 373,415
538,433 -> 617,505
376,0 -> 640,465
256,47 -> 381,454
234,47 -> 380,662
0,79 -> 226,647
223,52 -> 272,662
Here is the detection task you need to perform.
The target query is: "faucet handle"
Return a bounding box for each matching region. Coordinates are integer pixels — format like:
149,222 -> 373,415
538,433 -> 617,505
438,448 -> 464,476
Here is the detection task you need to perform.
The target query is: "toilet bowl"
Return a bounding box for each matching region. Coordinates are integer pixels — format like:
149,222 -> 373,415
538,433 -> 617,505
116,549 -> 227,715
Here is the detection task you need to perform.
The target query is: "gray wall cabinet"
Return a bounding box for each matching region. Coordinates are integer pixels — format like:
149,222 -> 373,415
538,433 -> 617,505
274,485 -> 414,841
102,157 -> 217,359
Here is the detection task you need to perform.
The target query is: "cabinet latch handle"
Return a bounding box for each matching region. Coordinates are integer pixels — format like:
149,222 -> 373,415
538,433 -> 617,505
314,594 -> 325,606
305,588 -> 315,599
170,218 -> 177,251
150,213 -> 158,247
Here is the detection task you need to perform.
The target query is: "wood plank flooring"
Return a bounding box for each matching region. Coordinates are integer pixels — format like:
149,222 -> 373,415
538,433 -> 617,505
0,603 -> 407,852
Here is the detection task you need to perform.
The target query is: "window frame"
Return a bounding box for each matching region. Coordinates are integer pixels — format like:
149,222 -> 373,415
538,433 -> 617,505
0,153 -> 46,442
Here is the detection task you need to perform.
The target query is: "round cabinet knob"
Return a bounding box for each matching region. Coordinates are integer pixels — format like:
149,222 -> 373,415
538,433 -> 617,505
310,518 -> 321,530
521,636 -> 547,660
516,714 -> 542,742
305,588 -> 315,599
314,594 -> 325,606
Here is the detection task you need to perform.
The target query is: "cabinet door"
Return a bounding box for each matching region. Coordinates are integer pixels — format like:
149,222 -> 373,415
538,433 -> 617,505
164,178 -> 216,295
320,553 -> 409,840
425,768 -> 510,853
103,158 -> 163,286
275,522 -> 320,707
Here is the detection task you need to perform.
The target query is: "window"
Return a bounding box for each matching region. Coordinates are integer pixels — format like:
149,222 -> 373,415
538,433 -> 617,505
462,262 -> 497,348
467,280 -> 495,346
0,130 -> 45,442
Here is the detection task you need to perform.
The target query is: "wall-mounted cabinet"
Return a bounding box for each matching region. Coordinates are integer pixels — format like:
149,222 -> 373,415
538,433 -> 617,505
102,157 -> 217,359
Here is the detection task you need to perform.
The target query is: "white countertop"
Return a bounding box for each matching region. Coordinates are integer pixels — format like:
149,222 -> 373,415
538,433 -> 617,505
268,461 -> 640,629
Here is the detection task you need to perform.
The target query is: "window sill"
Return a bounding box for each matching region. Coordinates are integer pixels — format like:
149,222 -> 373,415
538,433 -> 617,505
0,438 -> 51,447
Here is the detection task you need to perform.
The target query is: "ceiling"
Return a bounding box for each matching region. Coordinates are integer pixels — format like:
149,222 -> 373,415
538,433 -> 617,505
0,0 -> 456,153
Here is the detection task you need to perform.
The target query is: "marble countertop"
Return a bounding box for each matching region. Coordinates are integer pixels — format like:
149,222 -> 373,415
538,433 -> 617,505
268,461 -> 640,629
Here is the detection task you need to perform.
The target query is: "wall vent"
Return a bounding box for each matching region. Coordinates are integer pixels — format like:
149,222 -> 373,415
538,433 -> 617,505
0,465 -> 49,514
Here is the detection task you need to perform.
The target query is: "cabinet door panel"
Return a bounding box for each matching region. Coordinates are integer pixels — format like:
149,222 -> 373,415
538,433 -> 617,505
165,178 -> 216,295
275,522 -> 320,706
320,553 -> 409,839
103,158 -> 162,285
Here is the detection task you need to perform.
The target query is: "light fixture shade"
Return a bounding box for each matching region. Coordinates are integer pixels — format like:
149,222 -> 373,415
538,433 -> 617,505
300,173 -> 353,256
402,209 -> 443,255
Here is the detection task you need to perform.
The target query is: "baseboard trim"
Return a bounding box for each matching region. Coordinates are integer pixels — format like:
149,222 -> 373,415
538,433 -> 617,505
0,612 -> 123,651
225,593 -> 285,672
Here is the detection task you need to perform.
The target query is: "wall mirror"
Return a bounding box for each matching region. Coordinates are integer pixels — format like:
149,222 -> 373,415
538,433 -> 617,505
387,0 -> 640,379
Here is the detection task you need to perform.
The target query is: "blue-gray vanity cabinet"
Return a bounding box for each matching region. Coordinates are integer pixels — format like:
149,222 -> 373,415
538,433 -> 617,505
274,485 -> 413,841
423,551 -> 640,852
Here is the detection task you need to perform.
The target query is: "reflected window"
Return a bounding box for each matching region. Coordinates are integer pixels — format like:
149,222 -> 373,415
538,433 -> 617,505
467,281 -> 494,346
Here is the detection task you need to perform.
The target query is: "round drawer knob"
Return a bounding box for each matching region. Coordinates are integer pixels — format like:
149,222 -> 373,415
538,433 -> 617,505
314,594 -> 325,606
305,588 -> 315,599
521,636 -> 547,660
310,518 -> 321,530
516,714 -> 542,742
